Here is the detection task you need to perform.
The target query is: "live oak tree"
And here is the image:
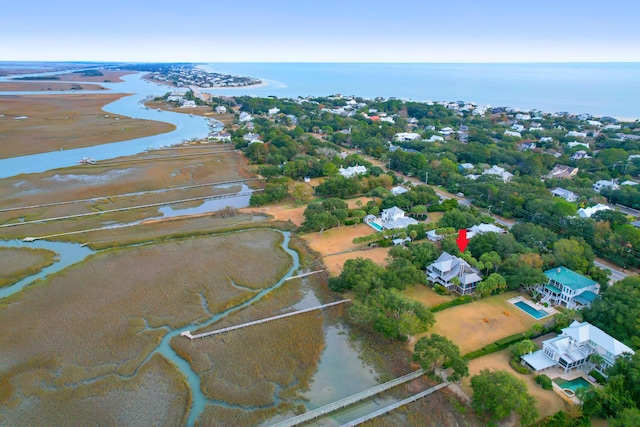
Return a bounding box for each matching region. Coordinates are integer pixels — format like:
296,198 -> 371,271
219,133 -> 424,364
413,334 -> 469,381
471,369 -> 538,426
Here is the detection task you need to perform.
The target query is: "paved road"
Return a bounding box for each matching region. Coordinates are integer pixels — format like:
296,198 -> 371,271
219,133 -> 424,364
594,259 -> 629,283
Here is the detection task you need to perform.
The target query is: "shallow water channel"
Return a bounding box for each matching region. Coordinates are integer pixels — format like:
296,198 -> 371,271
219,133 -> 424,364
0,230 -> 382,426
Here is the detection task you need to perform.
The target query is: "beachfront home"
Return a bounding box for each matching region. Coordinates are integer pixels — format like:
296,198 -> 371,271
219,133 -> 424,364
522,321 -> 634,373
550,187 -> 579,202
539,266 -> 599,309
426,252 -> 482,295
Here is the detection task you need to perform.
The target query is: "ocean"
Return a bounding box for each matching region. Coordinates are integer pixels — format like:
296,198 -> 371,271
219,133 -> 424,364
200,63 -> 640,120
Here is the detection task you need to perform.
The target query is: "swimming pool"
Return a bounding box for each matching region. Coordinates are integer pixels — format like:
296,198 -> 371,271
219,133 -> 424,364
367,221 -> 384,231
554,377 -> 592,393
514,301 -> 549,319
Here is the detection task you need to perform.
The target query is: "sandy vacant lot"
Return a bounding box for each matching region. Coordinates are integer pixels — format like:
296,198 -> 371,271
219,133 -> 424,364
0,94 -> 176,158
404,285 -> 455,308
241,202 -> 307,226
303,223 -> 377,256
426,291 -> 539,355
462,349 -> 569,420
323,247 -> 390,276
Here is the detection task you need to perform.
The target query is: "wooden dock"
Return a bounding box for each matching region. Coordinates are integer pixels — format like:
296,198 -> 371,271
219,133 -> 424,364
269,369 -> 429,427
339,382 -> 450,427
284,270 -> 325,281
181,299 -> 350,339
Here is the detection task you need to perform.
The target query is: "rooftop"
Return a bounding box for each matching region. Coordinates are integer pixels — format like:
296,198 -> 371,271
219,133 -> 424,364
544,266 -> 597,290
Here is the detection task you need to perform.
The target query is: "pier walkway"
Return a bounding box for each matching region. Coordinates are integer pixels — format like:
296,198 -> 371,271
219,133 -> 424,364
270,369 -> 429,427
284,270 -> 325,281
181,299 -> 350,339
340,382 -> 450,427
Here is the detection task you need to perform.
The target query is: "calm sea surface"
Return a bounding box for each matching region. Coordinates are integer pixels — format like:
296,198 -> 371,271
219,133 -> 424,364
201,63 -> 640,119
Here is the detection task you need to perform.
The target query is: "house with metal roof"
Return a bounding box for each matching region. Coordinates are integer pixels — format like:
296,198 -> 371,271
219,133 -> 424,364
379,206 -> 418,230
539,266 -> 599,309
426,252 -> 482,295
522,321 -> 634,373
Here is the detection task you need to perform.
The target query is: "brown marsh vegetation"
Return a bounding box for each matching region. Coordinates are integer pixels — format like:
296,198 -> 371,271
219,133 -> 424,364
0,94 -> 175,158
0,247 -> 56,288
0,82 -> 107,91
0,229 -> 291,424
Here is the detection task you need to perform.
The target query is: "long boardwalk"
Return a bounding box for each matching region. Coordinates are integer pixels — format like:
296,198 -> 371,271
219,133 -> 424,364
181,299 -> 350,339
270,369 -> 428,427
284,270 -> 325,281
340,382 -> 451,427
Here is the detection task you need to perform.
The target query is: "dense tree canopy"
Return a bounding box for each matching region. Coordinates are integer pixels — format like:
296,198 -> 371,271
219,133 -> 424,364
413,334 -> 469,381
470,369 -> 538,425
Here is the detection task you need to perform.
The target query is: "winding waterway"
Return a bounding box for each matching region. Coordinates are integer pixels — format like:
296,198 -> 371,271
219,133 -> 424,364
0,69 -> 383,426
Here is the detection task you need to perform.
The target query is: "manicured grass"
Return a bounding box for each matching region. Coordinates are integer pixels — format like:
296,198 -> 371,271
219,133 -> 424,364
403,285 -> 456,308
0,247 -> 57,288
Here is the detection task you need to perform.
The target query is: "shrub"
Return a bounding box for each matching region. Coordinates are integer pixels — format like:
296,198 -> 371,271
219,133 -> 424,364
588,370 -> 606,384
431,295 -> 472,312
509,358 -> 530,374
433,284 -> 448,295
535,374 -> 553,390
495,333 -> 526,347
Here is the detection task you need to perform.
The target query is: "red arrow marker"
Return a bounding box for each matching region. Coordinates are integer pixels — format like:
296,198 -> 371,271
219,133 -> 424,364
456,229 -> 469,252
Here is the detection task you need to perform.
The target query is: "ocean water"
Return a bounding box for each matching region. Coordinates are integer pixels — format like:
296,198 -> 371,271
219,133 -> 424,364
201,63 -> 640,119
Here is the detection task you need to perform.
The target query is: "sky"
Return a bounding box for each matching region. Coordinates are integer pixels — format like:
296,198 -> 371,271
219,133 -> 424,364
2,0 -> 640,62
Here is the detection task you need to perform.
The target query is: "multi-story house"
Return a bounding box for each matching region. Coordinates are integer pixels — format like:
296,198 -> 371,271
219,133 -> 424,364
523,321 -> 634,373
426,252 -> 482,295
539,267 -> 599,309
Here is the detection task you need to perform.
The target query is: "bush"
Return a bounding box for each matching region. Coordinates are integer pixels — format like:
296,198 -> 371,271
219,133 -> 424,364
431,295 -> 472,312
433,284 -> 448,295
495,333 -> 526,347
535,374 -> 553,390
588,370 -> 606,384
509,358 -> 530,374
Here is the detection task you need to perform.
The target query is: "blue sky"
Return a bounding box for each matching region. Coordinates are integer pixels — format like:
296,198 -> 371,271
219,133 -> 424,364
2,0 -> 639,62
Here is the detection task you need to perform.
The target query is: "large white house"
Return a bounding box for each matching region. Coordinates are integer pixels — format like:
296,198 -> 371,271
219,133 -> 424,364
338,165 -> 367,178
426,252 -> 482,295
482,165 -> 514,183
539,267 -> 599,309
577,203 -> 611,218
550,187 -> 579,202
379,206 -> 418,230
523,321 -> 634,373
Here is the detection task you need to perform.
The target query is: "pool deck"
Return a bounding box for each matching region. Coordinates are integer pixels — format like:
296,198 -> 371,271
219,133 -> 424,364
508,295 -> 557,319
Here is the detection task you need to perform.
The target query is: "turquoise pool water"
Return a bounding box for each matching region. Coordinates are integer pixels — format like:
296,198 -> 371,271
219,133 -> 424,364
514,301 -> 549,319
554,377 -> 592,392
367,221 -> 383,231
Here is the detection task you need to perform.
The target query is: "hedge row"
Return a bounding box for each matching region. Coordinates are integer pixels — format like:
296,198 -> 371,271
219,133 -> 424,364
464,333 -> 528,360
431,295 -> 473,312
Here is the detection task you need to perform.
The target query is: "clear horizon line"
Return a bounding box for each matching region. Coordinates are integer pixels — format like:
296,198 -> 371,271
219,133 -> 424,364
2,60 -> 640,65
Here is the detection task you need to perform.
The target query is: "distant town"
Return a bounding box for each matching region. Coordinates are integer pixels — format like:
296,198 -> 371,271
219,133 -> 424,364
137,63 -> 261,88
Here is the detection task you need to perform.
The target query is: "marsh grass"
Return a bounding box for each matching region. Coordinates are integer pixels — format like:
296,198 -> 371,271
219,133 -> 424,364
172,278 -> 328,407
0,229 -> 290,422
0,354 -> 189,427
200,403 -> 298,427
0,247 -> 57,288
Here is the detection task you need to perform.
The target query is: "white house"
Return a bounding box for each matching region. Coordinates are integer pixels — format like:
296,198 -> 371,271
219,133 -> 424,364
482,165 -> 514,183
214,106 -> 227,114
592,180 -> 620,193
512,123 -> 525,132
466,223 -> 506,239
394,132 -> 421,142
566,131 -> 588,138
180,100 -> 197,108
439,127 -> 455,136
621,180 -> 638,186
390,186 -> 409,196
239,112 -> 253,122
504,130 -> 522,138
338,165 -> 367,178
567,141 -> 590,149
539,266 -> 599,309
578,203 -> 612,218
427,135 -> 445,142
379,206 -> 418,230
550,187 -> 579,202
523,321 -> 634,373
426,252 -> 482,295
268,107 -> 280,115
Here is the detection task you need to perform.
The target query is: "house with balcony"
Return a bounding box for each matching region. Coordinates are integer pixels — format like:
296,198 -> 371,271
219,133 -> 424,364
539,267 -> 599,309
522,321 -> 634,373
426,252 -> 482,295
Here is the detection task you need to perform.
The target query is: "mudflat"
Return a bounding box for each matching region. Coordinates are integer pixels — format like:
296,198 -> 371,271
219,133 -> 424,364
0,82 -> 107,91
0,94 -> 176,158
